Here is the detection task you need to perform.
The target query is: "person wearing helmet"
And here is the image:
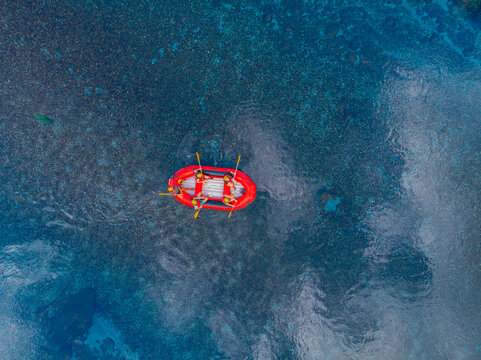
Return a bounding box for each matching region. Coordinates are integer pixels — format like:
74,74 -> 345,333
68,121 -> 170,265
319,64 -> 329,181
168,179 -> 193,198
168,185 -> 180,196
193,169 -> 210,184
222,193 -> 237,208
191,198 -> 199,208
223,172 -> 237,190
192,192 -> 209,210
177,178 -> 193,197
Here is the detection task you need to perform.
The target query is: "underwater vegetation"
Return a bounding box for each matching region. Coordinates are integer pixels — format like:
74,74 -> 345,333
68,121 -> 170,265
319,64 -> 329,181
34,113 -> 54,125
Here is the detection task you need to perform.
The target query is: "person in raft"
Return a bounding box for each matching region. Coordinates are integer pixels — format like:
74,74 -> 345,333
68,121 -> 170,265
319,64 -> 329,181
192,193 -> 209,210
167,179 -> 193,198
222,194 -> 238,208
223,172 -> 237,191
193,169 -> 210,184
167,186 -> 181,197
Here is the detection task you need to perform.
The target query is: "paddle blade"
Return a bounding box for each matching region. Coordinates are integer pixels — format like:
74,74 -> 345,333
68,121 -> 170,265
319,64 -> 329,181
194,209 -> 201,219
158,193 -> 170,196
228,209 -> 233,218
196,152 -> 200,163
236,155 -> 241,166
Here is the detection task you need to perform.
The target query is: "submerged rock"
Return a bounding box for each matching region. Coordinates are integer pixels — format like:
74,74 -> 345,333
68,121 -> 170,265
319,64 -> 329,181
317,189 -> 341,211
382,16 -> 398,31
348,36 -> 362,51
325,23 -> 340,37
40,288 -> 97,358
263,12 -> 273,24
452,0 -> 481,22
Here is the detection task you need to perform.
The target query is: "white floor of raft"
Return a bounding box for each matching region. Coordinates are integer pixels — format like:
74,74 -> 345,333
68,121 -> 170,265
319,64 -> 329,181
182,176 -> 244,199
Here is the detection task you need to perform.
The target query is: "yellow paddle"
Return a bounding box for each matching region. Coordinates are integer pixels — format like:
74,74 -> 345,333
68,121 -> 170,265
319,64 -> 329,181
233,155 -> 241,179
196,152 -> 202,172
194,153 -> 205,218
194,199 -> 207,219
158,193 -> 172,196
228,155 -> 241,218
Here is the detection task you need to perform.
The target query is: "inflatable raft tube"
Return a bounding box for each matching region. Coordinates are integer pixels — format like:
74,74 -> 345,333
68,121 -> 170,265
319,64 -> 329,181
168,165 -> 256,211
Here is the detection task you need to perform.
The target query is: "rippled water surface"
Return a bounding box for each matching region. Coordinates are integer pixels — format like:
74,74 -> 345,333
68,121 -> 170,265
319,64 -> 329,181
1,1 -> 480,359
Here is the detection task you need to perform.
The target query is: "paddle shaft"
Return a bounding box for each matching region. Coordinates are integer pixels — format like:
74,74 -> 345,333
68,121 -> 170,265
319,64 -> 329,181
228,155 -> 241,218
196,152 -> 203,173
233,155 -> 241,179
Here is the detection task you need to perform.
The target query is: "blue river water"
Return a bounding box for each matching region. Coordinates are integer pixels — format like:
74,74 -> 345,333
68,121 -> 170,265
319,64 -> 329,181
0,1 -> 480,359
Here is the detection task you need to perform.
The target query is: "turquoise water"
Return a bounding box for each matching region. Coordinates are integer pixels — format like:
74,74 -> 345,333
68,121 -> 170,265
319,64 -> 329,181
0,1 -> 480,359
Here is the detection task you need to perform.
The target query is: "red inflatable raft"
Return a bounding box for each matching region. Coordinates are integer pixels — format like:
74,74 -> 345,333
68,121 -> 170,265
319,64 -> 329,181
167,165 -> 256,212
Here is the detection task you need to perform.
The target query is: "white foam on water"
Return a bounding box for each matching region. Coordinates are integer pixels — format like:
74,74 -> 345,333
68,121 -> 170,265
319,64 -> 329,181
251,334 -> 274,360
226,104 -> 323,236
45,219 -> 85,231
360,60 -> 481,359
208,309 -> 247,357
84,314 -> 139,360
0,239 -> 67,359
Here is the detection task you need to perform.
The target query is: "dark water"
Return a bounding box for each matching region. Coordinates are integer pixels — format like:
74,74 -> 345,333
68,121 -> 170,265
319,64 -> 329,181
1,0 -> 480,359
